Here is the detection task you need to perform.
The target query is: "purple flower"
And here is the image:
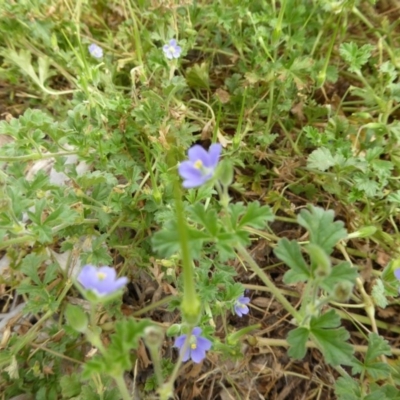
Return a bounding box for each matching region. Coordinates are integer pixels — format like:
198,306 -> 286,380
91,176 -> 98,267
395,269 -> 400,282
88,43 -> 103,59
178,144 -> 222,188
174,327 -> 212,363
78,265 -> 128,296
234,296 -> 250,317
163,39 -> 182,60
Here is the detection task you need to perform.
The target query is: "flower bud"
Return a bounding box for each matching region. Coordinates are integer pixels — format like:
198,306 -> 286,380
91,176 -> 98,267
333,281 -> 353,302
166,324 -> 181,337
143,326 -> 164,349
307,244 -> 331,278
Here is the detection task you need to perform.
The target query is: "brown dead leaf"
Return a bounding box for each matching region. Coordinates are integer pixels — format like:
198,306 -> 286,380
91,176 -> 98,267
291,101 -> 305,121
217,129 -> 232,148
377,306 -> 397,319
252,297 -> 270,308
200,119 -> 214,141
137,340 -> 152,368
359,258 -> 373,283
376,251 -> 391,268
162,282 -> 178,295
215,88 -> 231,104
186,361 -> 203,379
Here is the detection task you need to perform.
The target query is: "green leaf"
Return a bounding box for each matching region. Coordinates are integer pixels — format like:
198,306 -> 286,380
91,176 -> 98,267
381,259 -> 400,297
372,279 -> 388,309
237,201 -> 274,229
387,190 -> 400,203
353,175 -> 380,198
19,253 -> 47,284
335,376 -> 361,400
310,310 -> 354,366
77,171 -> 118,189
65,304 -> 88,333
83,319 -> 151,379
307,147 -> 335,171
228,202 -> 246,228
189,203 -> 219,236
287,326 -> 309,359
214,231 -> 242,260
297,205 -> 347,254
310,308 -> 340,329
152,220 -> 208,258
339,42 -> 374,73
319,261 -> 358,292
368,384 -> 400,400
106,319 -> 151,373
31,224 -> 53,243
352,333 -> 391,380
274,238 -> 310,283
44,204 -> 76,227
43,262 -> 58,285
60,373 -> 82,398
185,62 -> 210,89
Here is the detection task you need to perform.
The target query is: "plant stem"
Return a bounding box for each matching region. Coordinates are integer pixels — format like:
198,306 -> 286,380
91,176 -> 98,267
0,151 -> 76,162
235,243 -> 301,322
114,374 -> 132,400
173,176 -> 200,323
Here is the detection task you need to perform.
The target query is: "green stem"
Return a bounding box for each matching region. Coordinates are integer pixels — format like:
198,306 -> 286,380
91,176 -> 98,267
131,296 -> 175,317
235,243 -> 301,322
0,151 -> 76,162
148,346 -> 163,387
316,17 -> 340,87
272,0 -> 287,44
114,374 -> 132,400
174,179 -> 200,323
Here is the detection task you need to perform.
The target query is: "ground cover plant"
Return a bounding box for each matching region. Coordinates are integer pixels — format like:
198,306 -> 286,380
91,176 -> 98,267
1,0 -> 400,399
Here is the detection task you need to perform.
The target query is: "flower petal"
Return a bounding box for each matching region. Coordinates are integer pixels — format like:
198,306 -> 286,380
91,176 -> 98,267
174,334 -> 187,349
182,177 -> 207,188
113,276 -> 129,290
190,348 -> 206,363
234,306 -> 243,317
169,39 -> 177,46
192,327 -> 202,337
208,144 -> 222,168
99,266 -> 116,280
238,296 -> 250,304
395,268 -> 400,280
178,161 -> 203,180
187,145 -> 209,165
78,265 -> 98,289
182,348 -> 191,362
196,336 -> 212,351
172,47 -> 181,58
240,304 -> 249,315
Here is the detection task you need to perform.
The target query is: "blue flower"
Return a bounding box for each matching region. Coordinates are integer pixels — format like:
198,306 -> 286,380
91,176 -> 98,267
78,265 -> 127,296
234,296 -> 250,317
178,144 -> 222,188
174,327 -> 212,363
88,43 -> 103,59
163,39 -> 182,60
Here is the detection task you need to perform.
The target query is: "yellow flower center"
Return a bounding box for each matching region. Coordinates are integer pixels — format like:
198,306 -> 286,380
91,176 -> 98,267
194,160 -> 203,169
97,272 -> 107,281
191,343 -> 197,349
